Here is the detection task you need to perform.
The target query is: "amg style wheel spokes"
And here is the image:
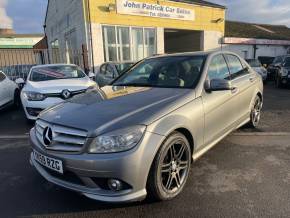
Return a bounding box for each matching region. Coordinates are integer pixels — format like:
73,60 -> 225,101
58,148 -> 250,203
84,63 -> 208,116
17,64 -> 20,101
160,141 -> 190,193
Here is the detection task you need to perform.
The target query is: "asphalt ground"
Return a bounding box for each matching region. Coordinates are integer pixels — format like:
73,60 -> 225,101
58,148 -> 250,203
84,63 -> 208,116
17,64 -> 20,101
0,82 -> 290,218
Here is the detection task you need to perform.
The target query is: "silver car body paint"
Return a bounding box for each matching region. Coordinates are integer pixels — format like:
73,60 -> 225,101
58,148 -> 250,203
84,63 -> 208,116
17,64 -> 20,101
30,51 -> 263,202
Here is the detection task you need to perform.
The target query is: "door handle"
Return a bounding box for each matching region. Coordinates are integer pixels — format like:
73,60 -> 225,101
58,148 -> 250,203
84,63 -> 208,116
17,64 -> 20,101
231,87 -> 239,94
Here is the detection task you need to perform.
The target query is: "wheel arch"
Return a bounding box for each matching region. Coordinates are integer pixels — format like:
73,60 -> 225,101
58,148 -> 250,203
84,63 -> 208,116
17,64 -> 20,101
174,128 -> 195,156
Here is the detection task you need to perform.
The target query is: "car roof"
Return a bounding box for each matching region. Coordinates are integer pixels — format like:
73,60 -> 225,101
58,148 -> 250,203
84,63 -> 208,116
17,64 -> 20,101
145,50 -> 240,60
103,61 -> 135,65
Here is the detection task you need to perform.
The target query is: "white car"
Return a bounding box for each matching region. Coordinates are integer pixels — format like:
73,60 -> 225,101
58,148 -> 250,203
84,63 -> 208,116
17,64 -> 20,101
21,64 -> 97,120
246,59 -> 268,81
0,71 -> 20,109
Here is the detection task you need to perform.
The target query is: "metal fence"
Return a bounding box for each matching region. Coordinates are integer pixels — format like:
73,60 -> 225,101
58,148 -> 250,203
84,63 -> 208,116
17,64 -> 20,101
0,48 -> 87,81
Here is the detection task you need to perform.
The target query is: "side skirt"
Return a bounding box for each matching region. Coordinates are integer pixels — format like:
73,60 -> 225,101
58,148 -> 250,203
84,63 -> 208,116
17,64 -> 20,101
192,117 -> 250,162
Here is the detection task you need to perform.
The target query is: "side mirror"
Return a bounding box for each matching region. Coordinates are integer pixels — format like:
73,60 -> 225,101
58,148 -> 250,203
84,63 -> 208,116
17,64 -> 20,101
88,72 -> 95,80
205,78 -> 233,92
15,78 -> 25,89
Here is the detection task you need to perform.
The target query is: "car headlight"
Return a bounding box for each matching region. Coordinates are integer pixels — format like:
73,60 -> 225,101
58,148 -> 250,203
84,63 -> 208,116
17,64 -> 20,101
88,125 -> 146,153
281,68 -> 289,77
23,91 -> 46,101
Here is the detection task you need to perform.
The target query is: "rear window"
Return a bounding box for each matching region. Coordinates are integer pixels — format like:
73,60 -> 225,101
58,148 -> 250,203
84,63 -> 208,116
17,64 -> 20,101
273,56 -> 283,64
29,66 -> 86,82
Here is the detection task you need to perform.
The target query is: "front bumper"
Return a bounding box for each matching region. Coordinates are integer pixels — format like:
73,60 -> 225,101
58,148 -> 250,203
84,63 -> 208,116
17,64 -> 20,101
29,128 -> 164,202
21,94 -> 64,120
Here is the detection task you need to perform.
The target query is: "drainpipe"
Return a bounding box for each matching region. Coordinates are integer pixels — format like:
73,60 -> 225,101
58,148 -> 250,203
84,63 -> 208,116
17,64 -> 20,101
43,24 -> 51,64
86,0 -> 95,74
253,44 -> 258,59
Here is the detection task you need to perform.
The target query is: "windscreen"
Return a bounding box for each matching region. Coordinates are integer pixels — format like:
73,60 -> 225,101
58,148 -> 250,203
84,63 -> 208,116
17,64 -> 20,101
29,65 -> 86,82
115,63 -> 134,73
112,56 -> 206,88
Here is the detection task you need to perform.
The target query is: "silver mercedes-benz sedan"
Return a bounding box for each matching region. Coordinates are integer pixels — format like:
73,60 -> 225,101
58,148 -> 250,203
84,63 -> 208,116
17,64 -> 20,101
29,51 -> 263,202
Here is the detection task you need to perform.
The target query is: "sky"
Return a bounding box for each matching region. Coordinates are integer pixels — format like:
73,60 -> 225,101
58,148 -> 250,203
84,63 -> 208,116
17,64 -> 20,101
0,0 -> 290,33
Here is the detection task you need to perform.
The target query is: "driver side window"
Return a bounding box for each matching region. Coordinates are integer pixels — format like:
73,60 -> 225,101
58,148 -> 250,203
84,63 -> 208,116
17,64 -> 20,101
100,64 -> 114,79
208,55 -> 230,80
105,65 -> 115,79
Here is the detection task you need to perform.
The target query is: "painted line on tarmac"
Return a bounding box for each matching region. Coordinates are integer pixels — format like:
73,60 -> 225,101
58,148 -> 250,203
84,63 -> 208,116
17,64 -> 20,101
232,132 -> 290,136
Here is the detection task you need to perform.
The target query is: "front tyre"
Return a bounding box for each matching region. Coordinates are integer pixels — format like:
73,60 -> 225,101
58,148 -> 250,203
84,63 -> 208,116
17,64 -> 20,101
147,132 -> 191,201
248,96 -> 262,128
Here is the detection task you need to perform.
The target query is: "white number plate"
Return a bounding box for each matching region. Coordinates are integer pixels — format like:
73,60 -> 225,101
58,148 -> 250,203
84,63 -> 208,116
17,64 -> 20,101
33,150 -> 63,174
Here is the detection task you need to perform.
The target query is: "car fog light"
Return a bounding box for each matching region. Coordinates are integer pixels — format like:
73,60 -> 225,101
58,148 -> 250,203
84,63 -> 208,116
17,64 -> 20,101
108,179 -> 122,191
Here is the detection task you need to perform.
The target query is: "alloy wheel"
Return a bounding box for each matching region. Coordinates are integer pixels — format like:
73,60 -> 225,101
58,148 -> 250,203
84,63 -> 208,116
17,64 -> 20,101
251,97 -> 262,127
159,140 -> 190,193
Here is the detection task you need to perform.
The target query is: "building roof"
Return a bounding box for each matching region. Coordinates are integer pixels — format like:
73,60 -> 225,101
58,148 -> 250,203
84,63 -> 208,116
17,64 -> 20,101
0,34 -> 44,38
0,34 -> 44,49
225,21 -> 290,41
170,0 -> 226,9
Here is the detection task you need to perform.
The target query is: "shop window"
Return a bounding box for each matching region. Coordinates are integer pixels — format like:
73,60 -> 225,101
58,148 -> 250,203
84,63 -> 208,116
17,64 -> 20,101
103,26 -> 117,62
117,27 -> 131,61
102,25 -> 156,62
132,28 -> 144,61
144,29 -> 156,58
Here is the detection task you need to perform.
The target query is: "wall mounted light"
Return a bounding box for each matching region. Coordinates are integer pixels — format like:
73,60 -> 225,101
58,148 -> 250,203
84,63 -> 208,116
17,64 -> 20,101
108,3 -> 116,12
212,18 -> 224,23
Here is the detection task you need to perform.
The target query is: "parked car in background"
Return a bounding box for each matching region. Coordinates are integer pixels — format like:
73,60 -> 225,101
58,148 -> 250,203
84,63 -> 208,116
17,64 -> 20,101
267,55 -> 285,81
3,64 -> 35,81
258,56 -> 275,68
0,71 -> 20,110
21,64 -> 97,120
96,61 -> 134,87
246,59 -> 268,81
274,55 -> 290,88
29,51 -> 263,203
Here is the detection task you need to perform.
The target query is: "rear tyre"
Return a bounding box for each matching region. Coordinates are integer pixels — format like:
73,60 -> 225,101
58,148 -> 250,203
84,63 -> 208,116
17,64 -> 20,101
247,96 -> 262,128
147,131 -> 191,201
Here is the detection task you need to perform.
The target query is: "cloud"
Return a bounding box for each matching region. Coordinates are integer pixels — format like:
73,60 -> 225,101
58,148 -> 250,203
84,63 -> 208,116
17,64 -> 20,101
210,0 -> 290,26
0,0 -> 13,29
6,0 -> 47,33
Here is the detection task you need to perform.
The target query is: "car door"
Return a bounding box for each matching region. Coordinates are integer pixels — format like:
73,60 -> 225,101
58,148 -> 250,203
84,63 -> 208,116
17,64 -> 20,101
0,72 -> 10,106
202,54 -> 237,146
225,54 -> 255,123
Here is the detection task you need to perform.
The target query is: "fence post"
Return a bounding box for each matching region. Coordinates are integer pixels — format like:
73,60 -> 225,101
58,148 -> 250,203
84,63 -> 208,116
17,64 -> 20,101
82,44 -> 89,74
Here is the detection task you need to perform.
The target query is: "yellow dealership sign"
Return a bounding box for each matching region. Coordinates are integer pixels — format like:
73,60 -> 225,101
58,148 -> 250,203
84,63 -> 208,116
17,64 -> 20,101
116,0 -> 195,21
